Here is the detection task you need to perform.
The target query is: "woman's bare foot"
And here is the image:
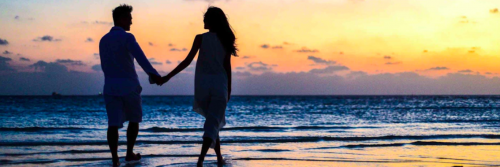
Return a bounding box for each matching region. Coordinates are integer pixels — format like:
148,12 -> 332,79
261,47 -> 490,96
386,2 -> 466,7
112,160 -> 120,167
125,152 -> 141,162
197,161 -> 203,167
217,156 -> 225,166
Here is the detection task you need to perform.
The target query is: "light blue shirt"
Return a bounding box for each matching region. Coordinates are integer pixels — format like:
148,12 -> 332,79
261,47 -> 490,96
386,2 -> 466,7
99,26 -> 160,96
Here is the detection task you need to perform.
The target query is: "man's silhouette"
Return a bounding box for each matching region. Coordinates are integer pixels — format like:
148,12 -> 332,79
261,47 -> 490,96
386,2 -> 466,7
98,4 -> 161,166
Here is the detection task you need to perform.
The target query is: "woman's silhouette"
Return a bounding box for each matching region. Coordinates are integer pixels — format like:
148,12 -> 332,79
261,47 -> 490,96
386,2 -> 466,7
159,6 -> 237,167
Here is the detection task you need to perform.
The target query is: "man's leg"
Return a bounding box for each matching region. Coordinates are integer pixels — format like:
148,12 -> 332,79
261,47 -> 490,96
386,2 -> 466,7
126,122 -> 141,161
107,126 -> 120,166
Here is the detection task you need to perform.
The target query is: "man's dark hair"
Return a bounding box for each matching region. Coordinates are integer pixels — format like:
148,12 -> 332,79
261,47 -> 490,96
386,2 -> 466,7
112,4 -> 133,22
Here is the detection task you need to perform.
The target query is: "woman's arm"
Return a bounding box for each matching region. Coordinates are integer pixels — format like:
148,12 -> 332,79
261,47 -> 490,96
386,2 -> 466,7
224,53 -> 232,101
160,35 -> 202,85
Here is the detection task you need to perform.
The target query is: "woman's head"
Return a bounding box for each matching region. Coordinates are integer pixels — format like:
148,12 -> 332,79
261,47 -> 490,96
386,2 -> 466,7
204,7 -> 238,56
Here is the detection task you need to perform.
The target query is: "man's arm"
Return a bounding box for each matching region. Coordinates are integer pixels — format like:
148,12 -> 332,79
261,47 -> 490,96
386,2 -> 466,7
160,35 -> 202,85
126,34 -> 161,83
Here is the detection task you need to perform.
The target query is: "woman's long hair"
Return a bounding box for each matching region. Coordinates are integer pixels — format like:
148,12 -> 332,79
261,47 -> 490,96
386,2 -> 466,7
204,7 -> 238,57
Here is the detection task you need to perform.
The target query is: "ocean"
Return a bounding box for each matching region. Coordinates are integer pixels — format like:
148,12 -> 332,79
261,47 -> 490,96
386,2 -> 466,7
1,96 -> 499,166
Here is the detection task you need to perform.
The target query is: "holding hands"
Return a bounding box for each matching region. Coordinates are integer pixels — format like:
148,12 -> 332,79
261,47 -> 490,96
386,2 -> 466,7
147,73 -> 170,86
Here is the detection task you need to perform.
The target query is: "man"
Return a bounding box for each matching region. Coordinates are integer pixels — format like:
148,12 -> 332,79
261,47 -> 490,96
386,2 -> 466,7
98,4 -> 162,166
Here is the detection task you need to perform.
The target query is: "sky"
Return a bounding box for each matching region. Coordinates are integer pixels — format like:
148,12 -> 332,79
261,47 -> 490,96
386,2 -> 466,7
1,0 -> 500,95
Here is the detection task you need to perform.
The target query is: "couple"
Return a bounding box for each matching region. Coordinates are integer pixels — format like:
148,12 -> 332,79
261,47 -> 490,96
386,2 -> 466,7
98,4 -> 236,167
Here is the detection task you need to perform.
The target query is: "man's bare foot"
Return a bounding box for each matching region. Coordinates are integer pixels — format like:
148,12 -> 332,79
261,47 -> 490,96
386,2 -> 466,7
125,152 -> 141,162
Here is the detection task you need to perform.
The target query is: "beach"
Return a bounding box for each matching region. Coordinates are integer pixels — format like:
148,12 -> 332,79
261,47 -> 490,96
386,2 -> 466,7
1,96 -> 500,166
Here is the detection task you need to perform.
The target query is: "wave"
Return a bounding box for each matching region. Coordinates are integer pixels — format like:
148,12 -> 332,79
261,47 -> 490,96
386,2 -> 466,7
342,141 -> 500,148
143,125 -> 378,133
2,134 -> 500,147
2,154 -> 212,165
1,149 -> 110,156
0,127 -> 97,132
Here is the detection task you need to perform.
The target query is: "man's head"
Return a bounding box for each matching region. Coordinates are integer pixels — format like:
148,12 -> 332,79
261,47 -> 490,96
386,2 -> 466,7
112,4 -> 133,31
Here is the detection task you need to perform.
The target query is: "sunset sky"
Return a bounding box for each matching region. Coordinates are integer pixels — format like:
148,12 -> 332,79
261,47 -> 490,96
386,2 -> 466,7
1,0 -> 500,95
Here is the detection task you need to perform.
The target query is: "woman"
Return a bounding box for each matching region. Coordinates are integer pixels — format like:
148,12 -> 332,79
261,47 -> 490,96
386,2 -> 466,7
159,6 -> 237,166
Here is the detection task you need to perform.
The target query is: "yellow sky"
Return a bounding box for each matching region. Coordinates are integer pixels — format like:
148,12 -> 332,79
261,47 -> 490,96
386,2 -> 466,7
2,0 -> 500,77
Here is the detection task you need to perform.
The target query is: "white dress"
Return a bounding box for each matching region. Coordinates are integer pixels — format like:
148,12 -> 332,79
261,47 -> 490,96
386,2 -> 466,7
193,32 -> 228,148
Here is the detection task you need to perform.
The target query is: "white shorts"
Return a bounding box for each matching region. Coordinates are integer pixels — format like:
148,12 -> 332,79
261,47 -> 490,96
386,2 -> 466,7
104,86 -> 143,128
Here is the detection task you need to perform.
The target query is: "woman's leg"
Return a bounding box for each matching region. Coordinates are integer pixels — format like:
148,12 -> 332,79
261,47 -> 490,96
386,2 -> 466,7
197,137 -> 213,167
214,137 -> 224,165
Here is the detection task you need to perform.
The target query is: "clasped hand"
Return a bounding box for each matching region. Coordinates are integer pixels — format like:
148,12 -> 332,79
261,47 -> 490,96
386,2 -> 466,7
147,73 -> 169,86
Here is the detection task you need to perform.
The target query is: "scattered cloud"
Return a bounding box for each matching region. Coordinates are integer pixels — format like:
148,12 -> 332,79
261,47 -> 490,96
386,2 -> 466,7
0,56 -> 14,71
168,43 -> 174,47
14,15 -> 34,21
234,71 -> 252,77
295,47 -> 319,53
236,67 -> 245,70
490,8 -> 498,14
458,69 -> 473,73
383,56 -> 392,59
148,58 -> 163,65
385,61 -> 402,65
30,61 -> 68,73
19,57 -> 30,62
91,64 -> 102,71
33,35 -> 61,42
82,20 -> 113,25
307,56 -> 336,65
3,50 -> 12,55
0,38 -> 8,45
56,59 -> 85,66
166,60 -> 172,64
93,53 -> 99,59
272,45 -> 283,49
242,56 -> 252,59
85,38 -> 93,42
170,48 -> 187,51
148,42 -> 154,46
309,65 -> 349,74
426,66 -> 449,71
247,61 -> 273,71
260,44 -> 269,49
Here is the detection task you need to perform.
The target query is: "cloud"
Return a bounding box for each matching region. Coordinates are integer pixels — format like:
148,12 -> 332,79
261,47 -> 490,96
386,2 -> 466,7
236,67 -> 245,70
458,69 -> 473,73
295,47 -> 319,53
383,56 -> 392,59
242,56 -> 252,59
19,57 -> 30,62
0,56 -> 14,71
149,42 -> 154,46
272,45 -> 283,49
0,38 -> 8,45
14,15 -> 34,21
33,35 -> 61,42
260,44 -> 269,49
85,38 -> 93,42
166,60 -> 172,64
426,66 -> 449,71
30,60 -> 68,73
170,48 -> 187,51
83,20 -> 113,25
283,42 -> 293,45
309,65 -> 349,74
148,58 -> 163,65
385,61 -> 402,65
490,8 -> 498,14
91,64 -> 102,71
234,71 -> 252,77
93,53 -> 99,59
168,43 -> 174,47
3,50 -> 12,55
56,59 -> 85,66
247,61 -> 273,71
307,56 -> 336,65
